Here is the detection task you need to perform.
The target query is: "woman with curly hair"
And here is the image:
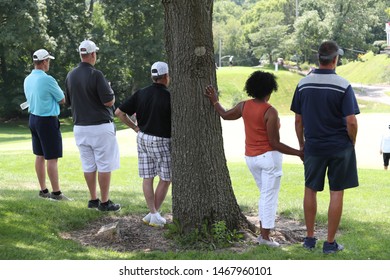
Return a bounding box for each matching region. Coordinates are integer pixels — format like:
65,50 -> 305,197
205,70 -> 303,247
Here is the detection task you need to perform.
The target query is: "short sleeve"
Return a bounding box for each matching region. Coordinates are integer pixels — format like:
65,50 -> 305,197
95,70 -> 114,104
119,91 -> 139,116
342,85 -> 360,116
290,86 -> 301,114
47,75 -> 64,102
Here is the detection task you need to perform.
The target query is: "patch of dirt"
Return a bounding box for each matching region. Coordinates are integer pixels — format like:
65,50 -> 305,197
60,214 -> 327,253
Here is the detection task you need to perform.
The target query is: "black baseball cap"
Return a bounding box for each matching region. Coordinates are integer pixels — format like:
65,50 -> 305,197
318,41 -> 344,60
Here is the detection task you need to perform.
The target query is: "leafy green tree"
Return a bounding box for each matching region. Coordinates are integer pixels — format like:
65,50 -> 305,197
100,0 -> 164,102
299,0 -> 328,21
213,1 -> 250,66
326,0 -> 376,53
0,0 -> 165,118
373,2 -> 390,42
0,0 -> 54,118
243,0 -> 289,64
44,0 -> 91,83
1,0 -> 390,118
0,0 -> 93,118
290,10 -> 328,63
298,0 -> 383,60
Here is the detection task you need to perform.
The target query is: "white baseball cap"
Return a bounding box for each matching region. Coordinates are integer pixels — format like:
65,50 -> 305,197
79,40 -> 99,54
33,49 -> 55,61
151,61 -> 169,77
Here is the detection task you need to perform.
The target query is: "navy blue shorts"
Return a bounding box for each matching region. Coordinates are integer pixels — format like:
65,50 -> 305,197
29,114 -> 62,160
304,146 -> 358,191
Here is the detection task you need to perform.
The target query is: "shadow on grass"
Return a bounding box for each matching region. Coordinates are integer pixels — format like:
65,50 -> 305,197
0,185 -> 389,260
0,188 -> 147,260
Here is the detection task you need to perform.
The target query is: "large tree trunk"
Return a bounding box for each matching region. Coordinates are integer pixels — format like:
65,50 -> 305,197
162,0 -> 254,233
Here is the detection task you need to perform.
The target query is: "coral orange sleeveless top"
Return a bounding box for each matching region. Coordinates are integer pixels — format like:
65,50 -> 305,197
242,99 -> 273,156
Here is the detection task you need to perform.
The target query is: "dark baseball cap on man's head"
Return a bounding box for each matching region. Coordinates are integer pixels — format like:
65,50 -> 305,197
318,41 -> 344,60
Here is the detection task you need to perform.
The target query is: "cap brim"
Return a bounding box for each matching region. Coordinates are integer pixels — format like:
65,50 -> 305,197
319,48 -> 344,60
32,55 -> 55,61
79,48 -> 99,54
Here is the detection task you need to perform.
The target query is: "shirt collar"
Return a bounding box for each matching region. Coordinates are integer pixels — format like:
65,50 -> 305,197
32,69 -> 45,74
313,68 -> 336,74
79,62 -> 94,68
153,82 -> 167,89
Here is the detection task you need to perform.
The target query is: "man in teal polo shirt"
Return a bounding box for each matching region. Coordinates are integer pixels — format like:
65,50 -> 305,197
24,49 -> 71,201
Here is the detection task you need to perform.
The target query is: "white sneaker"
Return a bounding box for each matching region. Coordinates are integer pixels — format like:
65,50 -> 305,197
149,212 -> 166,228
257,236 -> 280,247
142,213 -> 151,225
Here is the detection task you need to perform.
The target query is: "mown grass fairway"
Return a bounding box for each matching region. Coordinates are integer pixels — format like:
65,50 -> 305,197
1,121 -> 390,260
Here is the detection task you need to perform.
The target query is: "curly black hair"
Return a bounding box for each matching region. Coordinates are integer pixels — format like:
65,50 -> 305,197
244,71 -> 278,99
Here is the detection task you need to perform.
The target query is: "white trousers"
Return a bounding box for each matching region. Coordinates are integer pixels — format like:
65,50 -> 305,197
245,151 -> 283,229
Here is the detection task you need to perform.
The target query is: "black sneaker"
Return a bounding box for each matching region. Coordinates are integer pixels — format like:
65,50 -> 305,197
323,240 -> 344,254
50,192 -> 73,201
97,200 -> 121,212
303,237 -> 317,249
88,199 -> 101,209
39,190 -> 51,199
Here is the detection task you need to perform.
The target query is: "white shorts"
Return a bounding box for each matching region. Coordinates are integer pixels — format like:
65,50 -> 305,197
245,151 -> 283,229
74,123 -> 120,173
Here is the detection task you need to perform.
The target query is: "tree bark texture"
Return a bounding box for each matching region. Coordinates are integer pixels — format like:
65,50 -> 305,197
162,0 -> 252,233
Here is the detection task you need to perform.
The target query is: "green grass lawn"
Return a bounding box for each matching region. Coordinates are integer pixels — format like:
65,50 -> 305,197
337,52 -> 390,85
216,67 -> 301,115
1,123 -> 390,260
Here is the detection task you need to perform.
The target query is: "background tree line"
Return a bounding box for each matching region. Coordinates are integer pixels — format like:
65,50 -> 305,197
0,0 -> 164,118
214,0 -> 390,66
1,0 -> 389,119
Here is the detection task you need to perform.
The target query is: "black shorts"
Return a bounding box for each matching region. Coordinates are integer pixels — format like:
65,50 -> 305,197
383,153 -> 390,166
304,146 -> 358,191
29,114 -> 62,160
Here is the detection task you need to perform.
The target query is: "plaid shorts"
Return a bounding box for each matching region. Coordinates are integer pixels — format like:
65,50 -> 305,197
137,132 -> 171,181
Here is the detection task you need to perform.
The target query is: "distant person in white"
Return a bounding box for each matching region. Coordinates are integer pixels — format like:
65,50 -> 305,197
380,124 -> 390,170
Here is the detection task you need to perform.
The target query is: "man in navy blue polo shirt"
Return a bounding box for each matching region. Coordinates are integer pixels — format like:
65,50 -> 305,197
24,49 -> 71,201
290,41 -> 359,254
